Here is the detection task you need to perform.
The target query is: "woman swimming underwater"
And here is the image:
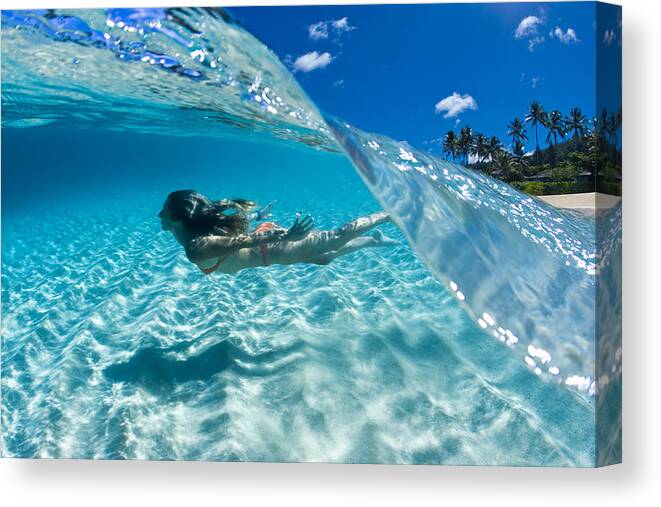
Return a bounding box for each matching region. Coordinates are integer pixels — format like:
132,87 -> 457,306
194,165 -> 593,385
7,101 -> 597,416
159,190 -> 397,275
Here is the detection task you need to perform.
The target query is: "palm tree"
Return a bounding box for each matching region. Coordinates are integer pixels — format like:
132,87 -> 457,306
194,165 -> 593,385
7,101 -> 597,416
587,121 -> 602,175
545,110 -> 566,148
486,136 -> 502,162
457,126 -> 474,165
599,108 -> 610,141
509,143 -> 529,180
442,130 -> 458,161
472,133 -> 489,163
524,100 -> 548,162
491,149 -> 511,178
506,118 -> 528,152
567,107 -> 587,140
608,111 -> 620,145
615,107 -> 622,147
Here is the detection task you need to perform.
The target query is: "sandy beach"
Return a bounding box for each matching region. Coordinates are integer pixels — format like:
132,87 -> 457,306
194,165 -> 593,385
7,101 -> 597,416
539,192 -> 621,214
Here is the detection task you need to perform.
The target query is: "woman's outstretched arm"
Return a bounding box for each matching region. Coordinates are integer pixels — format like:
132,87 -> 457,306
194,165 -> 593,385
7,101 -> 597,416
185,215 -> 314,263
247,201 -> 275,222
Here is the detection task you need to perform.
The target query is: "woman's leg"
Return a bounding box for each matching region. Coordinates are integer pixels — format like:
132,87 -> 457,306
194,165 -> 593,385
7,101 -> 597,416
269,211 -> 392,265
308,231 -> 398,265
335,211 -> 391,242
303,211 -> 390,253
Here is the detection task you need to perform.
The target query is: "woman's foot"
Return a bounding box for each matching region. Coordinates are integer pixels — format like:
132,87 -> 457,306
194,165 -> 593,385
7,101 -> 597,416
370,230 -> 399,247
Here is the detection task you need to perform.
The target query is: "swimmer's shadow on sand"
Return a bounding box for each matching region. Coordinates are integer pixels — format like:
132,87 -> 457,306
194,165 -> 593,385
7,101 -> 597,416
103,339 -> 303,393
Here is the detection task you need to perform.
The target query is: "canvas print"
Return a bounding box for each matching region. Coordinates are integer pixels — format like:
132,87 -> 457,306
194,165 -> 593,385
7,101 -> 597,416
0,2 -> 621,466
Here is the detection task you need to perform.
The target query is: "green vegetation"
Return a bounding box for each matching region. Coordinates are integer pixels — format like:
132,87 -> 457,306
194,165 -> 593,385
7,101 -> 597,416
441,101 -> 622,196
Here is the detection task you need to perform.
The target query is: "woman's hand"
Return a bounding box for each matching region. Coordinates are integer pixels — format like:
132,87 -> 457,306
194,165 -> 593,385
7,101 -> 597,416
255,201 -> 275,221
282,214 -> 314,242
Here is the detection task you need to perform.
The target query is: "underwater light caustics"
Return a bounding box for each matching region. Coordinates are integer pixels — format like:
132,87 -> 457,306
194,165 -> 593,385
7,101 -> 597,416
0,7 -> 621,396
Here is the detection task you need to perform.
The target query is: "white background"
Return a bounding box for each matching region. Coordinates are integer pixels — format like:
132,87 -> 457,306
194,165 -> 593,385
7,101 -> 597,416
1,0 -> 659,505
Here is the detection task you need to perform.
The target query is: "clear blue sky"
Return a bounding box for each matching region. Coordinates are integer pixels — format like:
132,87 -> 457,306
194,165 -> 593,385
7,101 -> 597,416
231,2 -> 621,154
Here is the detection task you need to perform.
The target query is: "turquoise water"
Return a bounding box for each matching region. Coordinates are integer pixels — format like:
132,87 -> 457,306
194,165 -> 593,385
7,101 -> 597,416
1,7 -> 620,465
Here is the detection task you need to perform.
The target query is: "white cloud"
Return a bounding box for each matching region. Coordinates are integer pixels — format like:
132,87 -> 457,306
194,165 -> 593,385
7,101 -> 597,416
468,153 -> 481,164
515,15 -> 546,51
332,17 -> 355,32
332,79 -> 345,88
308,17 -> 356,41
434,92 -> 478,119
515,15 -> 543,39
308,21 -> 328,40
550,26 -> 579,44
603,29 -> 616,45
531,76 -> 541,88
527,36 -> 545,51
293,51 -> 333,72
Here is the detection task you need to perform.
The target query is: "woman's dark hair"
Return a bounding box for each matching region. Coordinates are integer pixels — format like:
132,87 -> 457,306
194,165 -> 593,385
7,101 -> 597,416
163,190 -> 255,236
